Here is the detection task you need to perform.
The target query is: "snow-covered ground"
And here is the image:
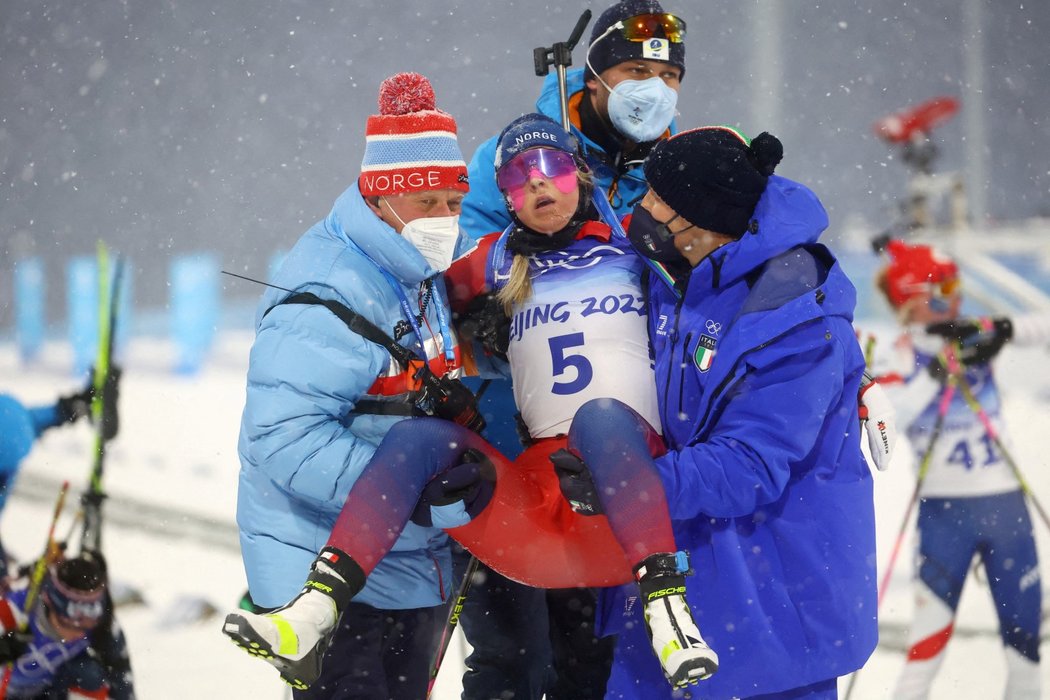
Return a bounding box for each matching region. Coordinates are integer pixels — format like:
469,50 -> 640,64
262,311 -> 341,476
3,312 -> 1050,699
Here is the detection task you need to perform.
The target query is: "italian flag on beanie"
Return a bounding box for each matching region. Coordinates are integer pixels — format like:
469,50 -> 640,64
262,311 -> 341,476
358,72 -> 469,198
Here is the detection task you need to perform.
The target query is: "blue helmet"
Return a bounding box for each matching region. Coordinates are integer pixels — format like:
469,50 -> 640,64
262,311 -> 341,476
493,113 -> 579,172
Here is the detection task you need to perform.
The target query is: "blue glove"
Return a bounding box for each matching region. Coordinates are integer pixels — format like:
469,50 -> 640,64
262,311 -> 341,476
410,449 -> 495,529
550,448 -> 603,516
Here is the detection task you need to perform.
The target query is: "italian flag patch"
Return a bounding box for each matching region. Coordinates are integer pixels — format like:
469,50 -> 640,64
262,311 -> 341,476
694,335 -> 717,372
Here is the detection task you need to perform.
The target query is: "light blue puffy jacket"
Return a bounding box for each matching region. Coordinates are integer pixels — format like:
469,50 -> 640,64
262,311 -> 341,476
236,182 -> 475,610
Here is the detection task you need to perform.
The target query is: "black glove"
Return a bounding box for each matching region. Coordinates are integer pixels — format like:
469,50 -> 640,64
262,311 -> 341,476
410,449 -> 496,528
926,317 -> 1013,368
0,630 -> 32,664
550,448 -> 603,516
56,387 -> 93,424
455,293 -> 510,361
56,366 -> 121,439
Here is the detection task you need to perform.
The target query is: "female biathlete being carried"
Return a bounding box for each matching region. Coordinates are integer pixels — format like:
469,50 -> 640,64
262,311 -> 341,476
223,113 -> 718,693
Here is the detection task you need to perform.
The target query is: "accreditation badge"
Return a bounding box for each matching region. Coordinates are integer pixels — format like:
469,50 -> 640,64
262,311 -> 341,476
642,38 -> 669,62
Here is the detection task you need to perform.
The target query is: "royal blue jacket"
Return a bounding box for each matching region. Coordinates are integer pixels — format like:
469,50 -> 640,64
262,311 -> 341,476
460,68 -> 673,241
236,183 -> 475,611
601,176 -> 878,699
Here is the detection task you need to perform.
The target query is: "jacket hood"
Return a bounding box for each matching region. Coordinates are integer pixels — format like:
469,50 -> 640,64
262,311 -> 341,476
535,69 -> 599,152
324,182 -> 476,285
708,175 -> 829,289
534,69 -> 678,159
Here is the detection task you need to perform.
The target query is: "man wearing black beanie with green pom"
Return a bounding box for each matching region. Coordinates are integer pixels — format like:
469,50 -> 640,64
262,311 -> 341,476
569,126 -> 877,698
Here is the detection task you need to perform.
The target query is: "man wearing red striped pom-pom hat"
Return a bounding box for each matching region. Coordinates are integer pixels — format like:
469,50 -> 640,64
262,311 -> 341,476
359,72 -> 469,200
227,72 -> 479,698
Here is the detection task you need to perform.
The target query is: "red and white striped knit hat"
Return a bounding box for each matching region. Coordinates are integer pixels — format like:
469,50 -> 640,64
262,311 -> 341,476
358,72 -> 469,197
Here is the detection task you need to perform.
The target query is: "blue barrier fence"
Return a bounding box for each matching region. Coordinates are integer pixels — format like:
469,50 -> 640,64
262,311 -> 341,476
6,253 -> 244,375
6,240 -> 1049,375
13,257 -> 45,363
170,254 -> 220,375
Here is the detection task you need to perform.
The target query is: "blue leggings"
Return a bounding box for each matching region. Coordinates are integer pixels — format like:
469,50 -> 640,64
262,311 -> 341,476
917,490 -> 1041,660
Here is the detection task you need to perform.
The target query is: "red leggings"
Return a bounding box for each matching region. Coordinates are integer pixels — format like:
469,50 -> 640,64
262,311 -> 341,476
328,399 -> 676,588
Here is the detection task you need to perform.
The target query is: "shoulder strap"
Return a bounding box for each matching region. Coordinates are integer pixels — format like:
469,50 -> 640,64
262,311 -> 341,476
264,291 -> 486,433
265,291 -> 418,370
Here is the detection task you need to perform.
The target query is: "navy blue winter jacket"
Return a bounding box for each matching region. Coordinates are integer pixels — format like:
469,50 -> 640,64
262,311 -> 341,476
601,175 -> 878,699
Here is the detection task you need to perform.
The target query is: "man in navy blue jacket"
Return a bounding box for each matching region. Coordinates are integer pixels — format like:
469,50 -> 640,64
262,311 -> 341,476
586,126 -> 878,699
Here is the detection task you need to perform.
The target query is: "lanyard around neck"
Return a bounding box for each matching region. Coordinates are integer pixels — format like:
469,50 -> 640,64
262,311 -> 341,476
344,234 -> 456,364
590,188 -> 680,299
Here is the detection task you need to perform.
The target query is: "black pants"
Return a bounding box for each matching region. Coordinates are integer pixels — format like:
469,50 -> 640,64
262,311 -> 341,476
455,548 -> 615,700
294,601 -> 442,700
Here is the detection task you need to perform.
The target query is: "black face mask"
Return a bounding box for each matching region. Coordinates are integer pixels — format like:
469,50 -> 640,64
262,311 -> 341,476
626,205 -> 690,263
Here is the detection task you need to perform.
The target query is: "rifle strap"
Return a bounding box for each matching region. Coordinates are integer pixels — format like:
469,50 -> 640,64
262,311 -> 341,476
266,292 -> 417,368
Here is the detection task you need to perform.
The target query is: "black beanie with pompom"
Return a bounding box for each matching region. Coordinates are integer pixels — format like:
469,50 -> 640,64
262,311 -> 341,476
643,126 -> 782,238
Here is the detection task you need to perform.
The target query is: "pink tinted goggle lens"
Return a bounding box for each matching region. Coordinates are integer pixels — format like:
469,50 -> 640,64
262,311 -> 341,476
497,149 -> 578,207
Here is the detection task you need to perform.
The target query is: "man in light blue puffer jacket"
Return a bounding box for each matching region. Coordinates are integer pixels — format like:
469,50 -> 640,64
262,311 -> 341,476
231,72 -> 477,699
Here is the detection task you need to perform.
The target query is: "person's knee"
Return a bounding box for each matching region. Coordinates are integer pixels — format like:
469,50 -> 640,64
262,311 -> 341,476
575,397 -> 631,424
386,416 -> 444,444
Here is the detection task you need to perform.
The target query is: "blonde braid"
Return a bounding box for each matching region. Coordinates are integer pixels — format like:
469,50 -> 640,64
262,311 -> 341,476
496,169 -> 594,315
497,254 -> 533,315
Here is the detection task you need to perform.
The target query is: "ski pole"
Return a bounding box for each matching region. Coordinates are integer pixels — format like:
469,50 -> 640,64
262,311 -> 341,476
81,243 -> 126,555
877,362 -> 956,608
863,334 -> 877,367
949,359 -> 1050,533
22,481 -> 71,624
844,355 -> 957,700
1,484 -> 66,684
426,553 -> 482,700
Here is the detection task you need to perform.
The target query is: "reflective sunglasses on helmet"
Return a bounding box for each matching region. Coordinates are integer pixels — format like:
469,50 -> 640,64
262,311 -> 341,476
496,148 -> 579,209
619,13 -> 687,43
927,276 -> 961,312
935,277 -> 961,297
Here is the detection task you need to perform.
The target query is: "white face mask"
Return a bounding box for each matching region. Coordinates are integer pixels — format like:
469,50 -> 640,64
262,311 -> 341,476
384,199 -> 461,272
586,24 -> 680,143
603,76 -> 678,143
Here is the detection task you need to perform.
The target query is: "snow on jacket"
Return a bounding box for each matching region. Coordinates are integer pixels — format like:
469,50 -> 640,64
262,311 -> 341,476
236,182 -> 475,611
600,175 -> 878,699
459,68 -> 674,241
